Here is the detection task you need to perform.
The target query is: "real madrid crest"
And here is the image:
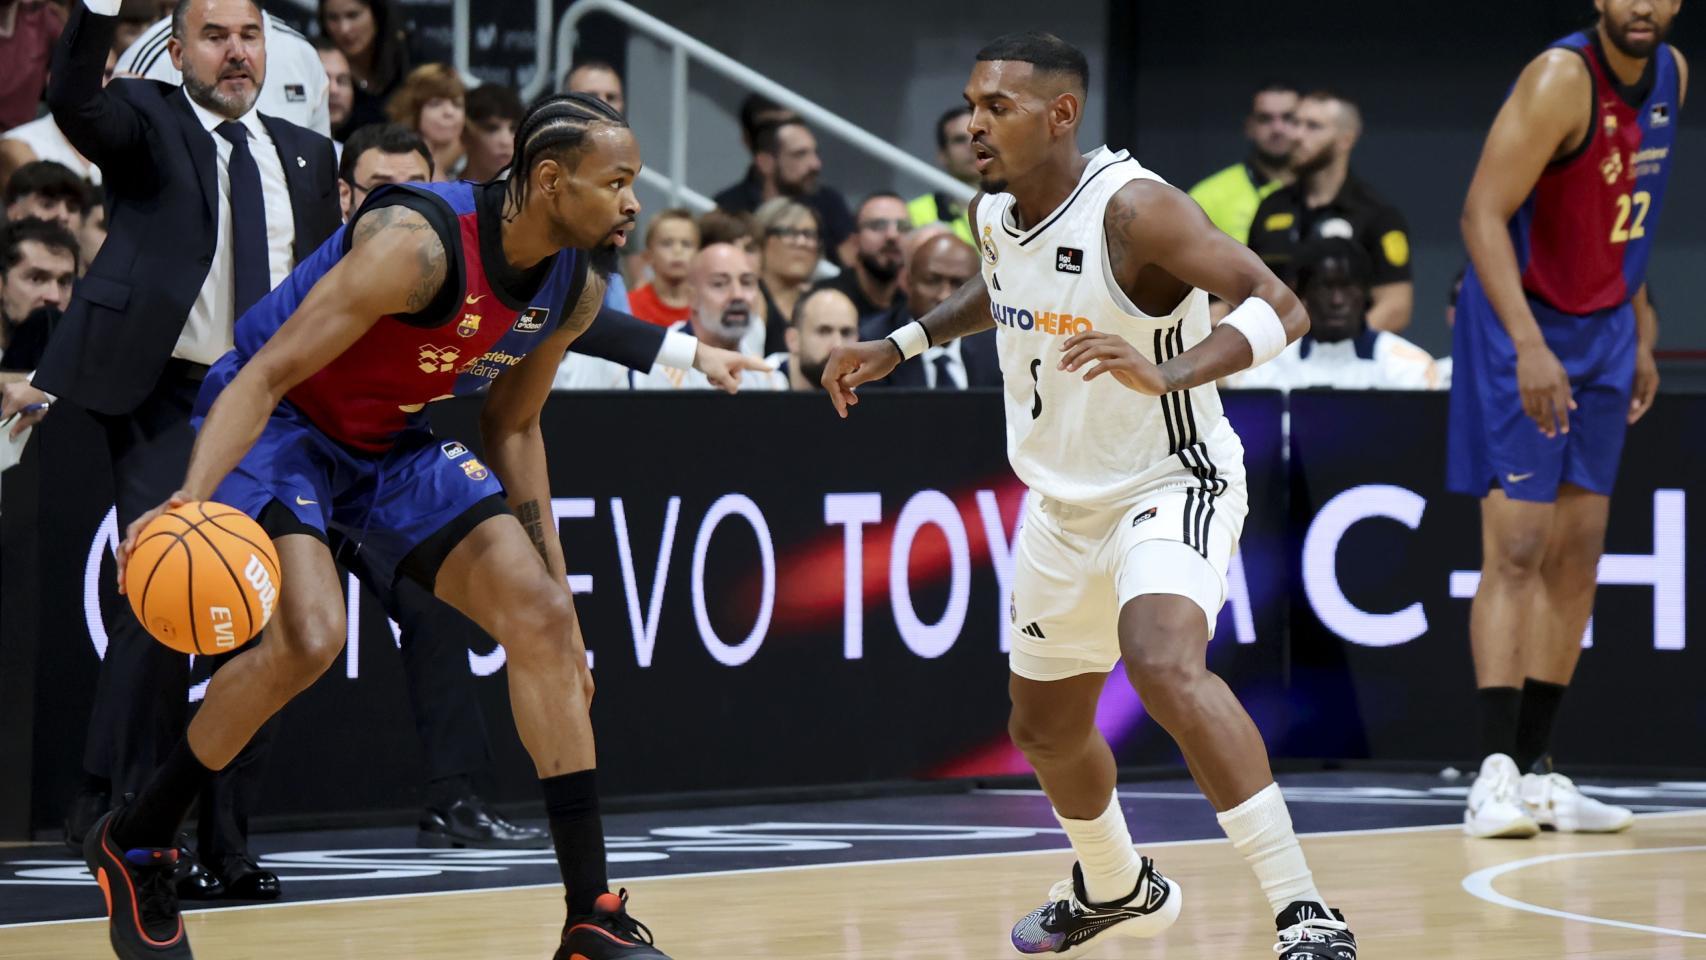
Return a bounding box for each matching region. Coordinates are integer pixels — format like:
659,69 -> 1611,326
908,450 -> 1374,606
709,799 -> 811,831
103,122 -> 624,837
457,312 -> 482,338
981,223 -> 999,266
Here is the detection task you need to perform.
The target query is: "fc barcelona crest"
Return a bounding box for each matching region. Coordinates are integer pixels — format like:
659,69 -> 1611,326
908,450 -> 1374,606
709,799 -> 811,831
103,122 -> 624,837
457,312 -> 482,338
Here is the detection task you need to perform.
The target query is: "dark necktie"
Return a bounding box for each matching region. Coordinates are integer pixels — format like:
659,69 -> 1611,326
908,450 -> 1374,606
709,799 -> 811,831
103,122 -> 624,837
215,120 -> 269,317
932,350 -> 957,390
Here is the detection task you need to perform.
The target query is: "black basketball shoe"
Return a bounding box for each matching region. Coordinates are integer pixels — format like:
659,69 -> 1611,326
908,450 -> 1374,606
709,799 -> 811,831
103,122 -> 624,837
1275,901 -> 1357,959
1009,858 -> 1182,956
83,810 -> 193,958
553,889 -> 671,959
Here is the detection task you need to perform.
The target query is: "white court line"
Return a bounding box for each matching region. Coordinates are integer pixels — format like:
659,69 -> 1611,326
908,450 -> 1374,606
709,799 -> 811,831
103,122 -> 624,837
981,788 -> 1695,811
1461,843 -> 1706,940
8,809 -> 1703,932
0,818 -> 1476,931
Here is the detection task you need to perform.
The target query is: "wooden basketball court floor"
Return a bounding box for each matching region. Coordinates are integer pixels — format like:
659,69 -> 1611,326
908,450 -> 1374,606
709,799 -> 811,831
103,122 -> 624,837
3,776 -> 1704,959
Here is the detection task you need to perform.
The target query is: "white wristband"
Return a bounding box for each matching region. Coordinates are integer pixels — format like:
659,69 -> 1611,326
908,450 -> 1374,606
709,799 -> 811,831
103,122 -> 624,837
886,320 -> 931,361
1222,297 -> 1288,368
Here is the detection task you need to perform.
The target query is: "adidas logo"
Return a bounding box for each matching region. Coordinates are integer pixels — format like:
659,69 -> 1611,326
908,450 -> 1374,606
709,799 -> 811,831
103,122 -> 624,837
1019,622 -> 1047,639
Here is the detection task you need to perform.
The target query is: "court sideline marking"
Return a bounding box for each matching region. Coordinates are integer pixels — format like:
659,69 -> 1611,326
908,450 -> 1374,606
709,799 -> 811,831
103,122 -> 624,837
1460,843 -> 1706,941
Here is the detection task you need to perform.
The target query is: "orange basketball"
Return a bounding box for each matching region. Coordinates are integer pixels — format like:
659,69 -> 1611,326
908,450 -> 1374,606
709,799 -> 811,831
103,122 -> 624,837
125,501 -> 282,655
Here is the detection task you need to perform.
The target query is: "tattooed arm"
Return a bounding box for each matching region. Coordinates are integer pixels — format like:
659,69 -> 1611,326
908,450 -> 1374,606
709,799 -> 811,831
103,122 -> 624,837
821,194 -> 992,417
117,204 -> 448,571
1058,180 -> 1308,396
479,270 -> 607,582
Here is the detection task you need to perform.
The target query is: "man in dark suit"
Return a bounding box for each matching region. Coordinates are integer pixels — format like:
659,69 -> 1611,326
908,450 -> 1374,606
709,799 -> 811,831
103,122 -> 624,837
0,0 -> 339,901
859,232 -> 1000,389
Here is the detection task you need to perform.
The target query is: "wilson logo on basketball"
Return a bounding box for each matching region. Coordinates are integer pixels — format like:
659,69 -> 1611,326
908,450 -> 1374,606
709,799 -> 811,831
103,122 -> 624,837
245,554 -> 277,622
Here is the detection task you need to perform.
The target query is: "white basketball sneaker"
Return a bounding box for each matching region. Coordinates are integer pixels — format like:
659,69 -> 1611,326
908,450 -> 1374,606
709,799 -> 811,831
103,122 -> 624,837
1521,771 -> 1634,833
1464,754 -> 1540,838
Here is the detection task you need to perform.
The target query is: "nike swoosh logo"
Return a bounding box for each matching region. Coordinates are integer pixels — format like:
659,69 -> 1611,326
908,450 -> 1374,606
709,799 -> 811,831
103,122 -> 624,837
1506,472 -> 1534,483
295,495 -> 317,505
465,293 -> 486,305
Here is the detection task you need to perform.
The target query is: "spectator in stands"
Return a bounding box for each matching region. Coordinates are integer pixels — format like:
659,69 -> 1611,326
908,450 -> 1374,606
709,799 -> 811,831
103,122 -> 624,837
1229,238 -> 1438,391
1188,82 -> 1297,244
112,0 -> 160,54
908,106 -> 976,246
767,286 -> 858,390
715,118 -> 855,266
0,0 -> 63,130
814,192 -> 909,326
459,82 -> 520,183
337,122 -> 429,219
0,217 -> 77,371
388,63 -> 464,181
754,196 -> 820,356
78,197 -> 104,269
1248,90 -> 1414,333
627,208 -> 697,327
861,232 -> 998,389
563,59 -> 624,116
4,160 -> 89,233
634,243 -> 783,390
319,0 -> 408,138
118,2 -> 329,136
698,207 -> 759,257
2,87 -> 106,192
736,92 -> 794,152
314,36 -> 354,139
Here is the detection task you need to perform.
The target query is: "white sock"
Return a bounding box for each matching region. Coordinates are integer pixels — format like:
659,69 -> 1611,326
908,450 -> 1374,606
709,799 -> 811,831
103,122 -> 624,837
1054,793 -> 1144,905
1215,782 -> 1327,918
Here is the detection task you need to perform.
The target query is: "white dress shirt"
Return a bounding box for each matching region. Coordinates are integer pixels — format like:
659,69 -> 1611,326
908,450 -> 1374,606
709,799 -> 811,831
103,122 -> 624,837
1226,328 -> 1441,392
113,11 -> 331,136
920,338 -> 968,390
177,92 -> 297,365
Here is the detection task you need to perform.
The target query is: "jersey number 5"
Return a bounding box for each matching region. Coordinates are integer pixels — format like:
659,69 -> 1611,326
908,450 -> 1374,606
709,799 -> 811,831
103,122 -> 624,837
1611,191 -> 1651,244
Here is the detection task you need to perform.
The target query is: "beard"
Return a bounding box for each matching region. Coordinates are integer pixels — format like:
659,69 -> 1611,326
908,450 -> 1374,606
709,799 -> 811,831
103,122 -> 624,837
1253,144 -> 1291,169
1291,144 -> 1336,178
978,174 -> 1008,193
1605,14 -> 1668,58
797,355 -> 829,389
183,68 -> 259,118
858,249 -> 901,283
778,171 -> 819,197
588,244 -> 620,278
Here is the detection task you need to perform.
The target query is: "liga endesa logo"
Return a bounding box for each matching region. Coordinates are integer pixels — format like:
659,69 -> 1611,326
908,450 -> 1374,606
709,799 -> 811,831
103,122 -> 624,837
987,299 -> 1093,336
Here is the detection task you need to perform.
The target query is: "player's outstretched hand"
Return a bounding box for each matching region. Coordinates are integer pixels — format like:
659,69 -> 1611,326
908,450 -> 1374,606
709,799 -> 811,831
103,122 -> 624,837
117,491 -> 191,595
822,340 -> 901,418
695,344 -> 774,394
1514,341 -> 1575,438
1628,345 -> 1659,425
1060,330 -> 1169,395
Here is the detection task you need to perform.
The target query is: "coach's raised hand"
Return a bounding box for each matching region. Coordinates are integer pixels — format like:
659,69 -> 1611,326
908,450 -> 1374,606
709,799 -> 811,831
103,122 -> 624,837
821,339 -> 902,417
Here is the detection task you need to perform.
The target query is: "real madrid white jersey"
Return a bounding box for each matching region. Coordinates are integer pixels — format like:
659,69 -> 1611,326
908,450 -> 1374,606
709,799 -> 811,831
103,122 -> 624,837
977,146 -> 1244,508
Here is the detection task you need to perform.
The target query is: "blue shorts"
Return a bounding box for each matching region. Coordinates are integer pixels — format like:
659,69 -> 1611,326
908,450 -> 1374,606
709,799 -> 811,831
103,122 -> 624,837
193,356 -> 507,589
1446,269 -> 1635,502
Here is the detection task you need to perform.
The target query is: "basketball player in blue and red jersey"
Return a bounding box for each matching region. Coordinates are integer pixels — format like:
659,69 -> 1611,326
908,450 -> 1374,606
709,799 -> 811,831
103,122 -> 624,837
84,94 -> 734,959
1452,0 -> 1686,839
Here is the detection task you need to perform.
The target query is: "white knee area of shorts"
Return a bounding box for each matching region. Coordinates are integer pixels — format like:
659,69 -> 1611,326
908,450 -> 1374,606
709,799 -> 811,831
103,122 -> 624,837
1115,538 -> 1227,638
1008,645 -> 1118,682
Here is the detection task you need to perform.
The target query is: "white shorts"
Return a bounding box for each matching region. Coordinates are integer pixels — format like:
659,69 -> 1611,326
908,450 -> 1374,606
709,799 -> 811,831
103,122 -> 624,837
1008,476 -> 1249,682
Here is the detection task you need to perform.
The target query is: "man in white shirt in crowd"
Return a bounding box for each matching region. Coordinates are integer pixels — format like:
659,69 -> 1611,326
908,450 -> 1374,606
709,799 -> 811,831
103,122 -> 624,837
115,1 -> 329,135
1230,237 -> 1440,391
635,243 -> 784,390
766,286 -> 858,391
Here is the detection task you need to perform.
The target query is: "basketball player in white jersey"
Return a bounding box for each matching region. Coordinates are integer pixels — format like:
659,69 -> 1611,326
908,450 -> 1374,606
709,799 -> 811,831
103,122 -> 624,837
824,33 -> 1357,959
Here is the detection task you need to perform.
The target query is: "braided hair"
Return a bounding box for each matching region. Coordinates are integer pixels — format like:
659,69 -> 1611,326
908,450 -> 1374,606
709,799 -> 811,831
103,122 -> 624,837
502,92 -> 629,215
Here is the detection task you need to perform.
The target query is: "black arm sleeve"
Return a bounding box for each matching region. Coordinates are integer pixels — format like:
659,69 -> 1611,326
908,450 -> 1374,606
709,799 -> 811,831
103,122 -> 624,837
569,305 -> 670,371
